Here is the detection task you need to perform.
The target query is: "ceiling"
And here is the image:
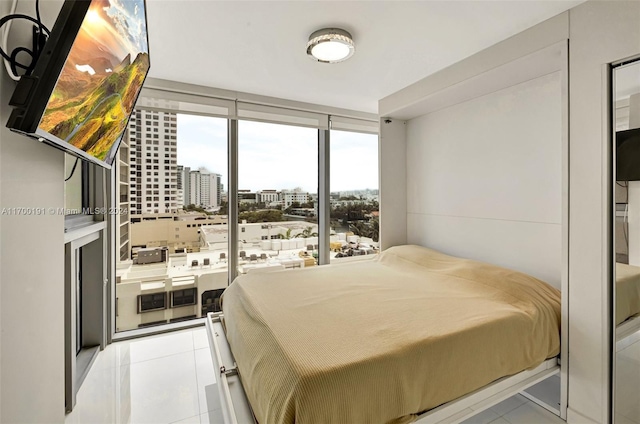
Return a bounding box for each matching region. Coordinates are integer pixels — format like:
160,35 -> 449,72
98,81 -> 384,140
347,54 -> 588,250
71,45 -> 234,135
146,0 -> 584,114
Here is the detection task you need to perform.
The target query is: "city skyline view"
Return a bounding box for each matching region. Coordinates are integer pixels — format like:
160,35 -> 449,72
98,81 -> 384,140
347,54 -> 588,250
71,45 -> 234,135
115,107 -> 381,335
176,114 -> 378,193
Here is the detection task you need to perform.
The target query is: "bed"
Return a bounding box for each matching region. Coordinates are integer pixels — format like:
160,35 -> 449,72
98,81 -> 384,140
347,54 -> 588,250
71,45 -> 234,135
616,262 -> 640,348
206,245 -> 561,424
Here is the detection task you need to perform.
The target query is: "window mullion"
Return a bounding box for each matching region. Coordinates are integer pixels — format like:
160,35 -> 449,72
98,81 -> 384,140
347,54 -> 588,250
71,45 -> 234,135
228,119 -> 239,283
318,129 -> 330,265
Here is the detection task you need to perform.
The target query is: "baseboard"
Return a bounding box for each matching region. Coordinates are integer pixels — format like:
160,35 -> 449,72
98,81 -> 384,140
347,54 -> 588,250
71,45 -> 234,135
567,407 -> 601,424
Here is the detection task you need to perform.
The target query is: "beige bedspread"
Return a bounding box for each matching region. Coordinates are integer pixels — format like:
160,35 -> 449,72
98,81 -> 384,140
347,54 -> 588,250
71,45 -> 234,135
616,262 -> 640,325
221,245 -> 561,424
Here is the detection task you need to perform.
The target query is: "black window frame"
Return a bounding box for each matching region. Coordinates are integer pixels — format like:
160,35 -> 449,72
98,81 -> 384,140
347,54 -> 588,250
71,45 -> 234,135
170,288 -> 197,308
137,292 -> 167,313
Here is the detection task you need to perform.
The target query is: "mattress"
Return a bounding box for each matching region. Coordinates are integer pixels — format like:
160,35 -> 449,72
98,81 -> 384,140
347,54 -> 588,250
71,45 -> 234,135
616,262 -> 640,325
221,244 -> 561,424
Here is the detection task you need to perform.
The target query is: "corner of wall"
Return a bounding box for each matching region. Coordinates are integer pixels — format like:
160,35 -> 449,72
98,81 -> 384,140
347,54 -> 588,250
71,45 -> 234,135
379,118 -> 407,250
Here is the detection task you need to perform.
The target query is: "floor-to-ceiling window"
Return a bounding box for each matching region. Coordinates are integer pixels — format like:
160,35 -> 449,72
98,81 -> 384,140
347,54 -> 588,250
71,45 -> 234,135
330,129 -> 379,260
237,120 -> 319,274
114,104 -> 228,333
111,83 -> 378,336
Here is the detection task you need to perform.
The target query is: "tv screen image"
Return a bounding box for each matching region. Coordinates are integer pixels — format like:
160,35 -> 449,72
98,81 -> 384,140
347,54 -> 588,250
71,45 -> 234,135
6,0 -> 150,168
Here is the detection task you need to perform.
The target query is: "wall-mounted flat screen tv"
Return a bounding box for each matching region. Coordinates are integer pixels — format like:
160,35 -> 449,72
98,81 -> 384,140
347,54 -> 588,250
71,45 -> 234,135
617,128 -> 640,181
6,0 -> 150,169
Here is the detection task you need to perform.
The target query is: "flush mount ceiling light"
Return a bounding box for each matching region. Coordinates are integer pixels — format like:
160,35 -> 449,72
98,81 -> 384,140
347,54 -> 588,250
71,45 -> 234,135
306,28 -> 355,63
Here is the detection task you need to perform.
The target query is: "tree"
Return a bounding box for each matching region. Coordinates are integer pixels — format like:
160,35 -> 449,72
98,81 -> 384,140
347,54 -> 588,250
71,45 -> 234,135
263,209 -> 284,222
184,204 -> 209,214
238,201 -> 268,213
294,226 -> 318,238
278,228 -> 293,239
349,217 -> 379,242
217,201 -> 228,215
284,202 -> 301,214
238,209 -> 284,223
370,217 -> 380,242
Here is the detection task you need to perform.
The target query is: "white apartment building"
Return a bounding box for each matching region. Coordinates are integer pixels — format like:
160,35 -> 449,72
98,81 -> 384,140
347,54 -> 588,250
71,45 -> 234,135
281,188 -> 310,208
127,109 -> 178,214
176,188 -> 184,207
185,167 -> 222,208
257,189 -> 279,204
236,188 -> 310,207
200,169 -> 214,207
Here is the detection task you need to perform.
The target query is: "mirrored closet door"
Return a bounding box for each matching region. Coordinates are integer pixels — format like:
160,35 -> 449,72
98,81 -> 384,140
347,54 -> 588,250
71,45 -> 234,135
613,58 -> 640,424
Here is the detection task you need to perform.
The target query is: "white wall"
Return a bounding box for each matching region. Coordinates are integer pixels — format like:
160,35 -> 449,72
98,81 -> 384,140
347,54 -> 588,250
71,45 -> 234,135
568,2 -> 640,423
0,0 -> 66,421
379,119 -> 407,249
406,72 -> 562,287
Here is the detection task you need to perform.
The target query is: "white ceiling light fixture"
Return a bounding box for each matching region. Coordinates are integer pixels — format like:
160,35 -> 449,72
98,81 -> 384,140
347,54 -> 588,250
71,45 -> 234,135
306,28 -> 355,63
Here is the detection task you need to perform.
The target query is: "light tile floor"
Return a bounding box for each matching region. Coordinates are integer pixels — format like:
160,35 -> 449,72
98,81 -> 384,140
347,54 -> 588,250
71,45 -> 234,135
65,328 -> 221,424
615,336 -> 640,424
66,327 -> 566,424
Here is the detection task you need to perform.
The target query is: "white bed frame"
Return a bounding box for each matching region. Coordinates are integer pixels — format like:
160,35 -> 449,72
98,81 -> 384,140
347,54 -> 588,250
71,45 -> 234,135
205,312 -> 560,424
616,314 -> 640,352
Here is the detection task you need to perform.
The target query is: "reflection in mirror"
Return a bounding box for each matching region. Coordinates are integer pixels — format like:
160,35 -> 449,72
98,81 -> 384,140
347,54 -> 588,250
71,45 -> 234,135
614,58 -> 640,424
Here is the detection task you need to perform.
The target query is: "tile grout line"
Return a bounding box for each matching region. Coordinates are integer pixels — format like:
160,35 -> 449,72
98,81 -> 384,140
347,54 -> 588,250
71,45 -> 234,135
192,330 -> 203,421
499,402 -> 527,422
100,336 -> 198,369
101,349 -> 198,370
169,414 -> 200,424
499,415 -> 514,424
125,331 -> 201,424
489,395 -> 525,419
500,399 -> 565,424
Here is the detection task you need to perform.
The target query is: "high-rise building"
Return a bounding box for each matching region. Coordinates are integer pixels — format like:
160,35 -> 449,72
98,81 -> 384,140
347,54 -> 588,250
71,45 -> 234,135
115,128 -> 132,261
177,165 -> 184,192
127,108 -> 178,214
188,170 -> 201,207
176,165 -> 190,208
184,167 -> 221,208
214,173 -> 223,206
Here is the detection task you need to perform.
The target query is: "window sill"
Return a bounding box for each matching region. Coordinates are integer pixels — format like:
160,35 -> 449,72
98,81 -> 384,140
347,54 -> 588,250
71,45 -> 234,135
64,221 -> 107,244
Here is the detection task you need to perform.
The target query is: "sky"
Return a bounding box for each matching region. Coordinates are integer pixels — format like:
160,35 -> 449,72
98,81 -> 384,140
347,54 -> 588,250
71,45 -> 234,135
176,114 -> 378,193
90,0 -> 148,60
